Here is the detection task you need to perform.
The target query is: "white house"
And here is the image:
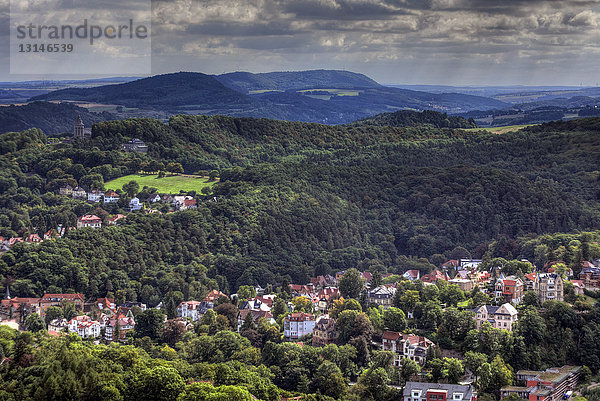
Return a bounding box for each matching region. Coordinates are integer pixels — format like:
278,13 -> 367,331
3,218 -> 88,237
129,197 -> 143,211
103,190 -> 120,203
382,331 -> 434,366
77,215 -> 102,229
473,303 -> 518,331
284,312 -> 315,340
87,190 -> 104,203
68,315 -> 101,338
177,300 -> 213,322
148,194 -> 161,203
48,318 -> 68,333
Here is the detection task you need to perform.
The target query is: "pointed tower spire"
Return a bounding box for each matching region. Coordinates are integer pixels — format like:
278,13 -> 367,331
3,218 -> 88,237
4,283 -> 10,300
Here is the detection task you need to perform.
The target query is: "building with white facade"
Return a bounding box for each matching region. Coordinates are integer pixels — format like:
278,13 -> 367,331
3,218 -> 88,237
284,312 -> 315,340
129,197 -> 143,211
76,215 -> 102,229
472,303 -> 518,331
404,382 -> 477,401
68,315 -> 101,338
382,331 -> 434,366
87,190 -> 104,203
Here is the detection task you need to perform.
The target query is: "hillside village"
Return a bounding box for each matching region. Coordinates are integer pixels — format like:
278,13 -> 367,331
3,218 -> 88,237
1,253 -> 596,400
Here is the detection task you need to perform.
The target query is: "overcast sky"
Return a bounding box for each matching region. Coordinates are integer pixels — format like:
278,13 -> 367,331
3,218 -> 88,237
2,0 -> 600,85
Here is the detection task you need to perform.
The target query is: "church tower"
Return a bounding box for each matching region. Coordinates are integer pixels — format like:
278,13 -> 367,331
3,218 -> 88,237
73,115 -> 85,139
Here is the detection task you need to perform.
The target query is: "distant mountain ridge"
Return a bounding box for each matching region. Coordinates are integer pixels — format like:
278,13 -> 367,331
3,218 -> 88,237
32,72 -> 258,111
214,69 -> 381,93
30,70 -> 508,124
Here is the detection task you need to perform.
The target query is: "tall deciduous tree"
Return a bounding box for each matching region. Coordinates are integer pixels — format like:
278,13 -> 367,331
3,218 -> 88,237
339,268 -> 365,300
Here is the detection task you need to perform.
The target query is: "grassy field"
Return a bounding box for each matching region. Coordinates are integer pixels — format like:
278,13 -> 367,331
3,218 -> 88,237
248,89 -> 284,94
105,174 -> 216,194
465,124 -> 537,134
297,88 -> 361,96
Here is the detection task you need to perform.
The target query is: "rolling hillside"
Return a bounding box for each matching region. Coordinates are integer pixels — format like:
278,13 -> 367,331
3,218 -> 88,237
215,69 -> 382,92
29,70 -> 508,124
0,101 -> 114,135
32,72 -> 259,111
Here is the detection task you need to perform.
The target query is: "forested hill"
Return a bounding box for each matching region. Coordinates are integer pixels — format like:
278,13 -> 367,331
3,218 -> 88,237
350,110 -> 478,128
0,101 -> 114,135
31,72 -> 258,110
2,116 -> 600,297
215,69 -> 382,92
28,70 -> 507,124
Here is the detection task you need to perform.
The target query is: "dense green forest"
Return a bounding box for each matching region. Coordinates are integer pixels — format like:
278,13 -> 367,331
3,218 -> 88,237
0,101 -> 114,135
352,110 -> 477,128
1,114 -> 600,298
214,70 -> 381,92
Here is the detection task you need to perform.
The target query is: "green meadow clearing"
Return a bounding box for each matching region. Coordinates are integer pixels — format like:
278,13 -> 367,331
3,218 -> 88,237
105,174 -> 216,194
465,124 -> 537,134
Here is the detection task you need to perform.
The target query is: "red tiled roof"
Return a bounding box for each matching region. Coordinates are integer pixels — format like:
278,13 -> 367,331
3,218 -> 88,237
78,215 -> 101,222
287,312 -> 315,321
41,293 -> 84,303
107,214 -> 126,222
204,289 -> 227,302
383,331 -> 402,341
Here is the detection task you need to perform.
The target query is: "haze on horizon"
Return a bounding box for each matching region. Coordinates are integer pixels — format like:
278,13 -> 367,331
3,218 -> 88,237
1,0 -> 600,86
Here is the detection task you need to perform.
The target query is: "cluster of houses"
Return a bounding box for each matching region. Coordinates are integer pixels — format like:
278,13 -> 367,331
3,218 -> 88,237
402,364 -> 582,401
0,292 -> 142,342
494,272 -> 564,305
59,184 -> 199,214
0,214 -> 128,255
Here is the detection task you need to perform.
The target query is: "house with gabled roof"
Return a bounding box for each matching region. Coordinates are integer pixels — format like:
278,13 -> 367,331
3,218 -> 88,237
68,315 -> 101,338
367,286 -> 396,306
106,214 -> 126,226
72,186 -> 87,198
48,318 -> 68,334
284,312 -> 315,340
237,309 -> 275,331
403,269 -> 421,281
59,185 -> 73,195
472,303 -> 518,331
177,300 -> 213,321
103,190 -> 120,203
77,215 -> 102,229
24,234 -> 42,244
495,275 -> 524,305
422,269 -> 450,284
87,189 -> 104,203
203,289 -> 228,303
105,312 -> 135,342
148,194 -> 161,203
312,315 -> 338,347
382,331 -> 434,366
